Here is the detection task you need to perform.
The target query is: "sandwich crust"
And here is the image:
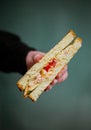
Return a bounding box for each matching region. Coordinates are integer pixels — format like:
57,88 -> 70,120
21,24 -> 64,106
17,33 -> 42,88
17,30 -> 82,102
17,30 -> 76,91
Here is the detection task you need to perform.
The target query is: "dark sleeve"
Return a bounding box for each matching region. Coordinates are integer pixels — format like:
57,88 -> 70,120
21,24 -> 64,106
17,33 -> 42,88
0,30 -> 36,75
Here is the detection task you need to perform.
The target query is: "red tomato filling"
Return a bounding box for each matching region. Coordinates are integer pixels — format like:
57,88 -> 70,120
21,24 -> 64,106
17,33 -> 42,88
43,58 -> 57,72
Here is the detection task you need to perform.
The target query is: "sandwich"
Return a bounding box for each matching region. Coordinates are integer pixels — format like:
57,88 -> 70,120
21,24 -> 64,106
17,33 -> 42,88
17,30 -> 82,102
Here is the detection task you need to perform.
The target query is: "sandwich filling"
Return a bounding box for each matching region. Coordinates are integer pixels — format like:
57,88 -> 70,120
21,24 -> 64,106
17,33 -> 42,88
26,58 -> 57,94
43,58 -> 57,72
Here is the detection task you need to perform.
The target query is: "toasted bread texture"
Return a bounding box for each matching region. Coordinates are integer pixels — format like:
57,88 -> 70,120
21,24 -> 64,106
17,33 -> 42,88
17,30 -> 82,102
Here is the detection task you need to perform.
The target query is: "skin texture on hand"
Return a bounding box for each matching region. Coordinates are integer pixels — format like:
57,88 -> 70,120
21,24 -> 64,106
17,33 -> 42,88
26,51 -> 68,91
26,51 -> 45,70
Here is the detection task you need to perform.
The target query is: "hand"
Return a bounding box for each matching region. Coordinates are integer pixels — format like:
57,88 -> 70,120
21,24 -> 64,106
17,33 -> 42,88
26,51 -> 68,91
26,51 -> 45,70
45,65 -> 68,91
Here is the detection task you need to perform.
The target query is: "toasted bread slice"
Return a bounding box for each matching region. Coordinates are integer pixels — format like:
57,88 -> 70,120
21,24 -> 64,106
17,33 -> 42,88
28,37 -> 82,101
17,30 -> 82,102
17,30 -> 76,91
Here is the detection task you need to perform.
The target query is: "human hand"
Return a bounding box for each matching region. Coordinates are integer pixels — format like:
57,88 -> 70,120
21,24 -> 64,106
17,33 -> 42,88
45,65 -> 68,91
26,51 -> 45,70
26,51 -> 68,91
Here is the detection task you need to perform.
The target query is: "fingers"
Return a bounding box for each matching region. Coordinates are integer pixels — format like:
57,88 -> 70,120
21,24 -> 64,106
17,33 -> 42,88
56,65 -> 68,79
45,65 -> 68,91
34,53 -> 45,62
45,79 -> 58,91
56,65 -> 68,83
26,51 -> 45,70
26,51 -> 68,92
57,71 -> 68,83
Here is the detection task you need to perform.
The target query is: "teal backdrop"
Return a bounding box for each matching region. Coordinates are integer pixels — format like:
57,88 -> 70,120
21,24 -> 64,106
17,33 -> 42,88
0,0 -> 91,130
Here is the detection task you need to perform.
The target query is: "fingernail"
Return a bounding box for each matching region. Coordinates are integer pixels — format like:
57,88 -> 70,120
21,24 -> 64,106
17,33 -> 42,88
45,85 -> 52,91
54,79 -> 58,84
34,55 -> 40,62
48,85 -> 52,90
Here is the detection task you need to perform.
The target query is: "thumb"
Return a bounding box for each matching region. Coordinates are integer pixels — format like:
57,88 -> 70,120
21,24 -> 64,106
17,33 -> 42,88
34,53 -> 45,63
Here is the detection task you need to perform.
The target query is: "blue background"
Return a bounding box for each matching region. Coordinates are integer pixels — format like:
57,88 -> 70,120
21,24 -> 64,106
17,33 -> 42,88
0,0 -> 91,130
